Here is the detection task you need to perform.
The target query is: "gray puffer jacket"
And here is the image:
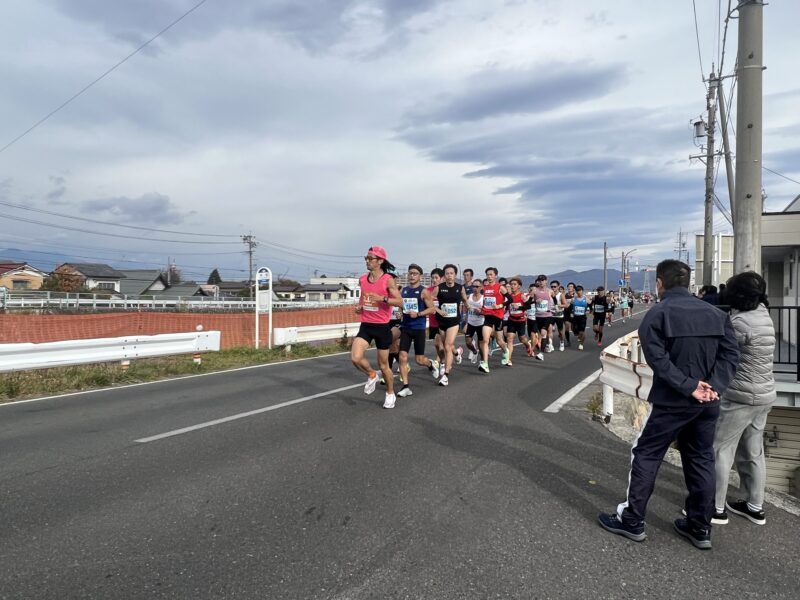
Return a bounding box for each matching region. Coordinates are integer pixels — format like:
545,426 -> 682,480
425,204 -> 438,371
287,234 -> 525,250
723,304 -> 776,406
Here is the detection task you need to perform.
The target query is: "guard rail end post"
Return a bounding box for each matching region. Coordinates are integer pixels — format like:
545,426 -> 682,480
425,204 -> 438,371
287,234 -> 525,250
603,383 -> 614,423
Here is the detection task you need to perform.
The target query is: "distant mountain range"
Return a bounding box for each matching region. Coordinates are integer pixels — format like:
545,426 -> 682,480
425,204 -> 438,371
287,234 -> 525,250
2,247 -> 653,291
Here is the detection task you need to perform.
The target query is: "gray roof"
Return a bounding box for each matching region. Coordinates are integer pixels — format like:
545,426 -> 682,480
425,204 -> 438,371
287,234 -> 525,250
303,283 -> 349,292
148,284 -> 205,299
118,270 -> 165,296
64,263 -> 126,279
273,284 -> 304,293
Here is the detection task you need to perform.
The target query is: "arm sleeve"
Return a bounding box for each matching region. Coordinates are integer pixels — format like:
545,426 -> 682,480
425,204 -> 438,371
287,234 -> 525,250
639,311 -> 698,397
708,317 -> 740,395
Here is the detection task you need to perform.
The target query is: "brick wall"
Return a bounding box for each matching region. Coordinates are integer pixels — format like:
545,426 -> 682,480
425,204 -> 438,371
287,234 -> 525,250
0,306 -> 359,349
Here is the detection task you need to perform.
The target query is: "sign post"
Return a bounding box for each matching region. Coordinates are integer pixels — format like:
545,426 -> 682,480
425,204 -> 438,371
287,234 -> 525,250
255,267 -> 273,349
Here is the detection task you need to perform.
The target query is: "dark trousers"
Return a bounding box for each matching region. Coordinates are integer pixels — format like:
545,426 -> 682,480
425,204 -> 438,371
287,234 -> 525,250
620,402 -> 720,529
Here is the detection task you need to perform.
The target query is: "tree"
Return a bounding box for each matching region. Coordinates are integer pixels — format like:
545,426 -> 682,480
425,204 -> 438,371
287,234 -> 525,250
207,268 -> 222,285
40,272 -> 88,293
276,278 -> 301,287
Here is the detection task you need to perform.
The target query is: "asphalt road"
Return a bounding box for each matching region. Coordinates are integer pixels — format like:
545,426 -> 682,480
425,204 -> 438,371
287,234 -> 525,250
1,310 -> 798,599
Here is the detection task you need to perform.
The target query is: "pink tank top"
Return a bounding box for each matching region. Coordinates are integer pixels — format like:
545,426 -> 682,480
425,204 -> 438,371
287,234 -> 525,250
359,272 -> 392,324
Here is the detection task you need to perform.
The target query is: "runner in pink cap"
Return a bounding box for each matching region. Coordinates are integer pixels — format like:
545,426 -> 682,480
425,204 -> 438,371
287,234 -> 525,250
352,245 -> 403,409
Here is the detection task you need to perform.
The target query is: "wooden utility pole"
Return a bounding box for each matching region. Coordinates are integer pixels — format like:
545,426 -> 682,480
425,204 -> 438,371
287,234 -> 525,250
733,0 -> 764,274
703,70 -> 717,286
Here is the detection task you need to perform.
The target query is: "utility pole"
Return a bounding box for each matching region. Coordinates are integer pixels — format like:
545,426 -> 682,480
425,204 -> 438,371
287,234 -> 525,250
733,0 -> 764,274
717,77 -> 736,224
703,69 -> 717,286
241,233 -> 258,298
603,242 -> 608,290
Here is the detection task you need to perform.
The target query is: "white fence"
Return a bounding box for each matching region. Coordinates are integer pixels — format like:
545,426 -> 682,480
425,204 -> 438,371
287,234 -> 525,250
1,291 -> 357,311
0,332 -> 221,373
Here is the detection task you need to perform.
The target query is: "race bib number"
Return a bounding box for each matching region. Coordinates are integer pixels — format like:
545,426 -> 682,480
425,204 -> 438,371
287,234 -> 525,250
573,305 -> 586,316
362,298 -> 378,312
535,299 -> 549,313
509,302 -> 523,316
594,303 -> 605,313
469,307 -> 482,316
525,308 -> 537,320
403,297 -> 419,313
391,306 -> 402,320
441,303 -> 458,318
483,296 -> 497,309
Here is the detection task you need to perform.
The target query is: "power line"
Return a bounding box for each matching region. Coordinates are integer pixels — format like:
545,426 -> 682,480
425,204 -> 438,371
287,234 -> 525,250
0,199 -> 238,238
763,166 -> 800,187
0,0 -> 210,156
0,212 -> 239,244
692,0 -> 708,89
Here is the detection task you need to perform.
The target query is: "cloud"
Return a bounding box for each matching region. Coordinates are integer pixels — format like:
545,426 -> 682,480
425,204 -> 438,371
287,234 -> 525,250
402,63 -> 627,126
81,192 -> 191,225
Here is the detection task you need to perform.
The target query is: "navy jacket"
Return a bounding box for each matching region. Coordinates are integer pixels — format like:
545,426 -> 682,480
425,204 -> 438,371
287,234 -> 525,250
639,287 -> 739,408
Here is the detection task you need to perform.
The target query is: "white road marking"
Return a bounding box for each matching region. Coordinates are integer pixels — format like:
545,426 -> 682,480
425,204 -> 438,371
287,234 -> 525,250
134,382 -> 363,443
543,368 -> 602,413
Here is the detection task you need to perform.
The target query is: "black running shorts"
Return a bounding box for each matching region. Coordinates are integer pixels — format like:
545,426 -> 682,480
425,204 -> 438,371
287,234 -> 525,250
356,322 -> 393,350
483,315 -> 503,331
527,319 -> 538,337
536,316 -> 554,332
465,323 -> 484,341
399,328 -> 426,355
506,320 -> 526,336
437,317 -> 460,333
593,314 -> 605,327
572,316 -> 587,332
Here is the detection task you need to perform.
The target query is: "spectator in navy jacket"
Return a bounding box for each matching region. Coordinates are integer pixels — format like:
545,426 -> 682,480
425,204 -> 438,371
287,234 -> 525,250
598,260 -> 739,550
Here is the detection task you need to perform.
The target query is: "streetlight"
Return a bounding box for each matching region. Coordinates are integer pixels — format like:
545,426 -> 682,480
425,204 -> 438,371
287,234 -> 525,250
621,249 -> 637,290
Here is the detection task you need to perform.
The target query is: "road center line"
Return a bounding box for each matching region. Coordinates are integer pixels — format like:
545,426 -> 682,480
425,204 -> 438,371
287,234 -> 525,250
543,368 -> 602,413
134,382 -> 363,443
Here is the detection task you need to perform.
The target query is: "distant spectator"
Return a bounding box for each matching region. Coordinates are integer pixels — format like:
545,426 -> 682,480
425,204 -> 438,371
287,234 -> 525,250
718,283 -> 727,304
701,285 -> 720,305
713,271 -> 775,526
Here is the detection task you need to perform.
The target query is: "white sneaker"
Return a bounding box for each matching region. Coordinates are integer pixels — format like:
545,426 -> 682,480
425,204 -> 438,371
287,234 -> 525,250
364,373 -> 379,395
578,343 -> 584,351
383,393 -> 396,409
439,365 -> 446,378
438,374 -> 449,386
535,352 -> 544,361
455,346 -> 463,365
469,351 -> 478,364
397,386 -> 413,398
430,359 -> 440,379
559,341 -> 565,352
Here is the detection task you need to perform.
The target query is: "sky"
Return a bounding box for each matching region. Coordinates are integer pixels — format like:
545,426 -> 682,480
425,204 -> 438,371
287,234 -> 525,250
1,0 -> 799,283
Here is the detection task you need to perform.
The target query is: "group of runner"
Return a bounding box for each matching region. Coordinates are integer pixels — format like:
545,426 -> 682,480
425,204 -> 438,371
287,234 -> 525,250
350,245 -> 636,409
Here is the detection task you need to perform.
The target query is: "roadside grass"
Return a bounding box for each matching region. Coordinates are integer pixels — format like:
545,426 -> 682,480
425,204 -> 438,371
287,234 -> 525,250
0,343 -> 347,403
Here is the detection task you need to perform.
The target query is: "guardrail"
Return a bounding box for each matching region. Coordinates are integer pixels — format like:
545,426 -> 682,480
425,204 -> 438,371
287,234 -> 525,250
598,332 -> 653,420
0,331 -> 221,373
273,322 -> 361,346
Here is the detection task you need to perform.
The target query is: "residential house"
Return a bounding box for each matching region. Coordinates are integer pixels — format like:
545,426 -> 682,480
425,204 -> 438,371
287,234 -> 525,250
0,262 -> 47,290
309,276 -> 360,300
303,283 -> 351,302
53,263 -> 126,293
273,284 -> 306,301
118,270 -> 169,297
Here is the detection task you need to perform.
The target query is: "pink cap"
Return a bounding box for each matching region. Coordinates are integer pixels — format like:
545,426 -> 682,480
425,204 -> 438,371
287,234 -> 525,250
367,245 -> 388,260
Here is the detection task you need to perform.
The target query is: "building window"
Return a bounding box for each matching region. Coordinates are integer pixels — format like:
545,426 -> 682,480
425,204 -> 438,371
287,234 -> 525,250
96,282 -> 115,290
12,280 -> 29,290
324,293 -> 332,300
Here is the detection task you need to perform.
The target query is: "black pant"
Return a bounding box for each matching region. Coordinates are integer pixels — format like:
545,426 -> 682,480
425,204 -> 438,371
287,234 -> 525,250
620,402 -> 720,529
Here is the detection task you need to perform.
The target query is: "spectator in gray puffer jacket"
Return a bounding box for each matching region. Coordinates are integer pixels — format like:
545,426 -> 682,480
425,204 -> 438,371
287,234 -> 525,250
713,271 -> 776,526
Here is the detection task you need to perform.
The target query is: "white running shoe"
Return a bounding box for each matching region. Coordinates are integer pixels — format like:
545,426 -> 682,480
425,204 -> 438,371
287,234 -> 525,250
469,351 -> 478,364
501,349 -> 510,365
364,373 -> 379,395
455,346 -> 464,365
397,387 -> 413,397
535,352 -> 544,361
383,393 -> 396,409
578,343 -> 584,350
439,364 -> 446,378
559,341 -> 565,352
438,374 -> 449,386
430,359 -> 440,379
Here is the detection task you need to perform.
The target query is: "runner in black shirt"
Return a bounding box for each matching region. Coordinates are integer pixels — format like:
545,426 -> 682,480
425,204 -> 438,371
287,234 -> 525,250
590,286 -> 610,346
